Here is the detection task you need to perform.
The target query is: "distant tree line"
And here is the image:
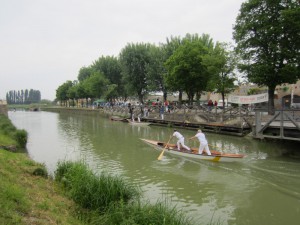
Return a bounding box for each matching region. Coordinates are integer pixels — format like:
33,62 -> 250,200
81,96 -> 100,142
6,89 -> 41,104
56,0 -> 300,114
56,34 -> 237,109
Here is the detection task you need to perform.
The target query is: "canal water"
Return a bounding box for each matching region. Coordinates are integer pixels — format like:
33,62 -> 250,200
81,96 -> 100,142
9,110 -> 300,225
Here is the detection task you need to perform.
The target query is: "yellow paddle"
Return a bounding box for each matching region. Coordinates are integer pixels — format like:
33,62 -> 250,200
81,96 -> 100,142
157,136 -> 172,160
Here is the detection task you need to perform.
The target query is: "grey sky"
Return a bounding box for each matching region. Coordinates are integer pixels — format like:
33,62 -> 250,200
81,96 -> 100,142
0,0 -> 244,100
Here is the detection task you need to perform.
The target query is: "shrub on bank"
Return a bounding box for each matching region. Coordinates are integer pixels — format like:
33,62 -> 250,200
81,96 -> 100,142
55,161 -> 140,211
0,115 -> 27,148
14,129 -> 27,148
93,200 -> 193,225
55,161 -> 193,225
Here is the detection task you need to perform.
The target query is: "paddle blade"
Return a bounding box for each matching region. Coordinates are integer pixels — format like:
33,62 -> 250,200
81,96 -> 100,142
157,149 -> 165,160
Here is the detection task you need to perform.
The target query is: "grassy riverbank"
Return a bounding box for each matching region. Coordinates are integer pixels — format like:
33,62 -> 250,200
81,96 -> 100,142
0,149 -> 193,225
0,150 -> 85,225
0,114 -> 195,224
54,161 -> 193,225
0,114 -> 85,224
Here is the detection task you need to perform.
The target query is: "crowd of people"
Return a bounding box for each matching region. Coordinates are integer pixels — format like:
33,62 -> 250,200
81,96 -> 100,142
128,99 -> 174,122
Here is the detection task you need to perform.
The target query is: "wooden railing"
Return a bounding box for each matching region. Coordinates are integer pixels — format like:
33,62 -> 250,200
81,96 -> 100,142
253,108 -> 300,141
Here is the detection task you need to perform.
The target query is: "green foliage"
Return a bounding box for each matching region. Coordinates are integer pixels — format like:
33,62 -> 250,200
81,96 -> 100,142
93,200 -> 193,225
204,43 -> 236,100
0,115 -> 27,148
146,45 -> 167,94
55,161 -> 194,225
233,0 -> 300,113
33,167 -> 48,178
165,34 -> 213,104
6,89 -> 41,104
120,43 -> 154,103
92,56 -> 124,99
0,182 -> 30,224
14,129 -> 27,148
83,71 -> 109,99
0,149 -> 85,224
55,161 -> 140,211
56,80 -> 74,105
78,66 -> 93,82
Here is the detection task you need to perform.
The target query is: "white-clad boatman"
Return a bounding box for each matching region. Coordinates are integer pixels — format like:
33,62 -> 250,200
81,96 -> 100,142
172,129 -> 191,151
189,129 -> 211,155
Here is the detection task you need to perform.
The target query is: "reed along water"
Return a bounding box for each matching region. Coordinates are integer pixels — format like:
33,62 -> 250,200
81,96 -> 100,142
9,110 -> 300,225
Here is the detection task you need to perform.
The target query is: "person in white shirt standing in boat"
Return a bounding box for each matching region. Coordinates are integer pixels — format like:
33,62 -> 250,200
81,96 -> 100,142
189,129 -> 211,155
172,129 -> 191,151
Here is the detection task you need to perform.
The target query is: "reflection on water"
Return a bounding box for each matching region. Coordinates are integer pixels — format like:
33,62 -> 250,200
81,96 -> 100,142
9,111 -> 300,225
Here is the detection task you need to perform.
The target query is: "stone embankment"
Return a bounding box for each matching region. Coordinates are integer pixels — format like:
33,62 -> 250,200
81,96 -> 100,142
0,100 -> 8,116
43,106 -> 253,136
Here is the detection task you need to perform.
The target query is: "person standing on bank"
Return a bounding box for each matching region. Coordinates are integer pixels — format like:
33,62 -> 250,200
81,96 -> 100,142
172,129 -> 191,151
189,129 -> 211,155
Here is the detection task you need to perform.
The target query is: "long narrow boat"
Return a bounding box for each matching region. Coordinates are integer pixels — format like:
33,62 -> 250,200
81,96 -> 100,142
140,138 -> 246,162
127,119 -> 151,126
110,116 -> 127,122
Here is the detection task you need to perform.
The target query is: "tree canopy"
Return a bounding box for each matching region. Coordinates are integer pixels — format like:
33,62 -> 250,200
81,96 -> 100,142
233,0 -> 300,114
6,89 -> 41,104
119,43 -> 153,104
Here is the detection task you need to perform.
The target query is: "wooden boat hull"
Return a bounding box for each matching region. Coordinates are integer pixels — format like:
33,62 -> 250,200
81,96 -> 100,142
110,116 -> 126,122
140,138 -> 246,162
127,119 -> 151,126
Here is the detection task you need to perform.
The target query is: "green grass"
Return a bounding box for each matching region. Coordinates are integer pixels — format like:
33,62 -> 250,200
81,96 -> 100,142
55,161 -> 141,211
0,114 -> 84,224
0,114 -> 27,148
55,160 -> 194,225
0,150 -> 85,225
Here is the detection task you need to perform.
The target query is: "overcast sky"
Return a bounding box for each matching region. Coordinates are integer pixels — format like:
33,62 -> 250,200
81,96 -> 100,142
0,0 -> 245,100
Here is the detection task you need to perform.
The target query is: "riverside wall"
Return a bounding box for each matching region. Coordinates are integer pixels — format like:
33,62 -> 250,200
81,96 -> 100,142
0,100 -> 8,116
42,106 -> 252,136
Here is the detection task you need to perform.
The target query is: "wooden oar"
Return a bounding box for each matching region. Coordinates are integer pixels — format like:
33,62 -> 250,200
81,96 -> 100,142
157,136 -> 172,160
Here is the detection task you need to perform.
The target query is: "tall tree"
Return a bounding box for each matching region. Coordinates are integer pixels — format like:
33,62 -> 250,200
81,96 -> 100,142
145,45 -> 167,98
83,71 -> 109,100
77,66 -> 93,82
204,42 -> 237,110
119,43 -> 153,103
233,0 -> 300,114
56,81 -> 73,106
162,36 -> 184,101
165,34 -> 212,105
92,56 -> 125,101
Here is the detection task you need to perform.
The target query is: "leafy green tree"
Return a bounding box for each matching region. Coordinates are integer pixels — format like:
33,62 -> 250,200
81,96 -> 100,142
165,34 -> 212,105
204,42 -> 237,109
162,36 -> 184,101
233,0 -> 300,114
76,82 -> 89,107
56,81 -> 73,106
6,89 -> 41,104
92,56 -> 125,101
77,66 -> 93,82
83,71 -> 109,100
119,43 -> 153,103
146,45 -> 167,97
67,81 -> 79,107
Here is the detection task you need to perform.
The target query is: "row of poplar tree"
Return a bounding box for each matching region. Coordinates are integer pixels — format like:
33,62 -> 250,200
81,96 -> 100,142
6,89 -> 41,104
